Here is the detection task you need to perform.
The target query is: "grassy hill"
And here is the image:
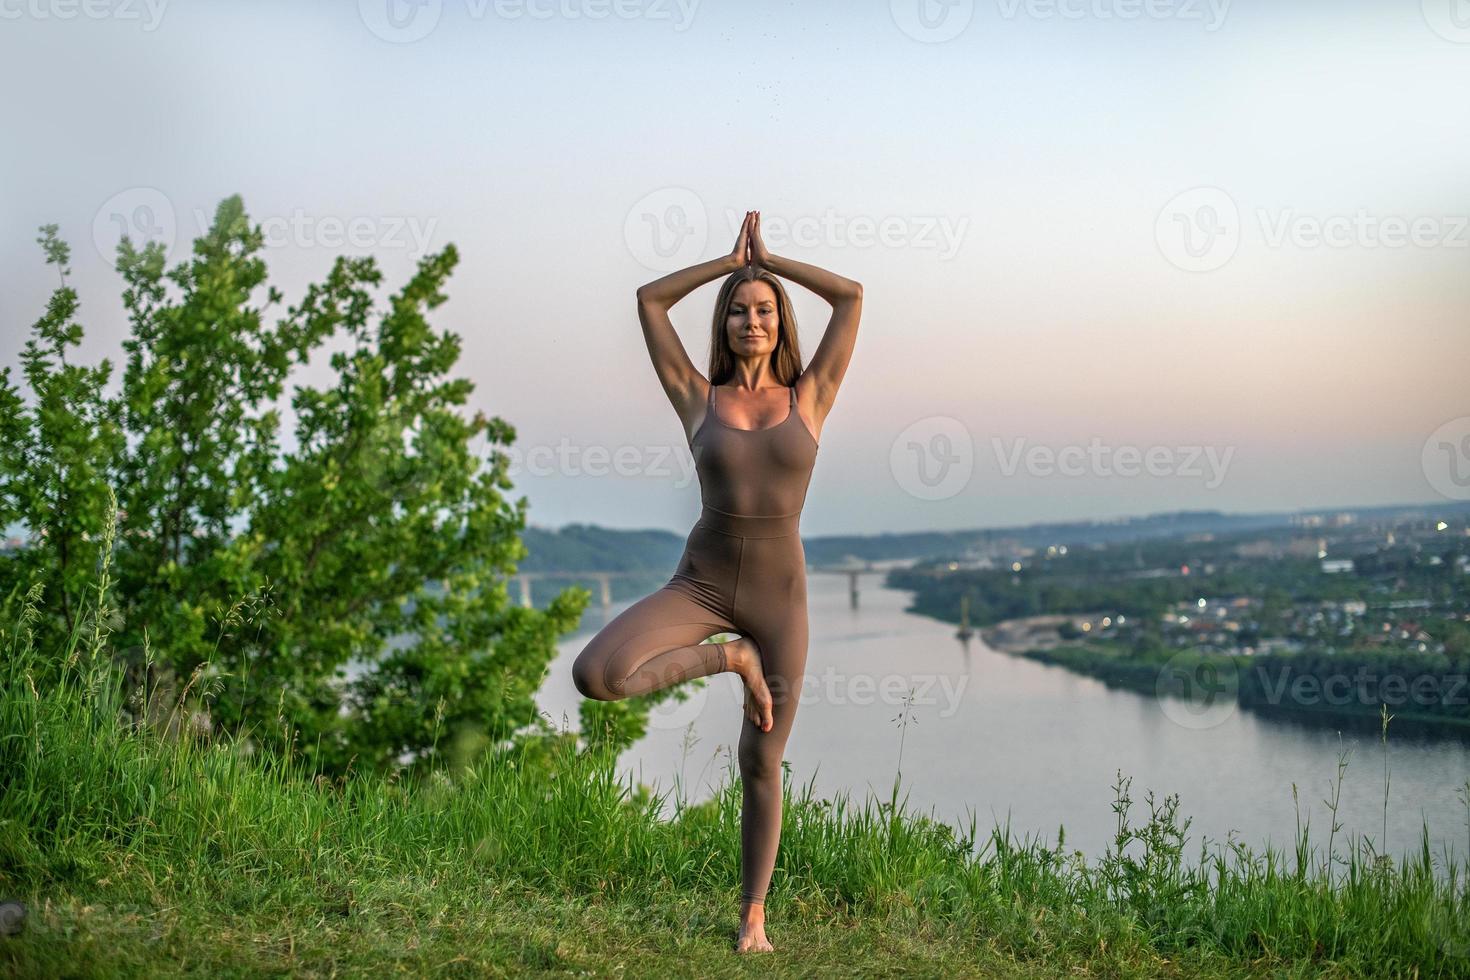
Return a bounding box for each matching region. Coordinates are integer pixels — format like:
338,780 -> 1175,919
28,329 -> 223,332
3,603 -> 1466,977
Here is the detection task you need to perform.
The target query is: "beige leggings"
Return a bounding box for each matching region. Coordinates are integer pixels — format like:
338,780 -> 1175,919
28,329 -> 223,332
571,508 -> 809,905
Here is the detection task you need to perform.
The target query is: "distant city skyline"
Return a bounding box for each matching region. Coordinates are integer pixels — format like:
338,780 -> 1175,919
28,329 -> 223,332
3,0 -> 1467,537
8,495 -> 1467,546
519,496 -> 1470,538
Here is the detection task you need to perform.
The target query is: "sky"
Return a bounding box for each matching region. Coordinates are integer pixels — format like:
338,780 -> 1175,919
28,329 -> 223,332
2,0 -> 1468,537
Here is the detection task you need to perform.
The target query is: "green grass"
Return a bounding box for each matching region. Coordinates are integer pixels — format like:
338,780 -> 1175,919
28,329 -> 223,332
3,578 -> 1469,977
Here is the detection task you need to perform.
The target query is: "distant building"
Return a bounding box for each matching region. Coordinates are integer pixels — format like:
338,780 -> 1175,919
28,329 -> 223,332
1286,537 -> 1327,558
1234,539 -> 1278,559
1320,558 -> 1354,574
1255,637 -> 1304,655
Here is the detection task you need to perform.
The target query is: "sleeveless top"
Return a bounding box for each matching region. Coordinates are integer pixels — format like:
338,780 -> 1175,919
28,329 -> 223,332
691,383 -> 819,518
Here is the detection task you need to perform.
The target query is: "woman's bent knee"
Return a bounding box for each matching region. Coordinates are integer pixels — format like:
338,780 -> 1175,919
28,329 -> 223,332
571,648 -> 619,701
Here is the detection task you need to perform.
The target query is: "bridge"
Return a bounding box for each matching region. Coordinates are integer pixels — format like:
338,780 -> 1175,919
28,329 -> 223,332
515,561 -> 912,613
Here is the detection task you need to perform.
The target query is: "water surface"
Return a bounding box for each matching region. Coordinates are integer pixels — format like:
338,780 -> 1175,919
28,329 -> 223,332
539,572 -> 1470,874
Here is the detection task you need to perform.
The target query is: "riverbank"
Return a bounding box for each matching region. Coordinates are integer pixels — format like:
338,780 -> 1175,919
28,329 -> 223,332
981,616 -> 1470,738
980,615 -> 1161,694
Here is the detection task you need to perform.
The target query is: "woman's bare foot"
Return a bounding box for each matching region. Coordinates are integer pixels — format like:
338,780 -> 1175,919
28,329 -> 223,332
735,901 -> 774,953
722,637 -> 772,732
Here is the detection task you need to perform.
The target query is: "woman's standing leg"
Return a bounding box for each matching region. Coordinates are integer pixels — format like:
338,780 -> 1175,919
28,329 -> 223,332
732,617 -> 811,910
731,530 -> 811,912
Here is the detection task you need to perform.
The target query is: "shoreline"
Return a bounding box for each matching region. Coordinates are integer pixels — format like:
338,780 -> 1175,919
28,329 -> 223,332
977,615 -> 1470,739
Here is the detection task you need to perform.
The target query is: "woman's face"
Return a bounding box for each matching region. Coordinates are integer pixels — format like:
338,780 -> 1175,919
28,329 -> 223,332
725,280 -> 780,358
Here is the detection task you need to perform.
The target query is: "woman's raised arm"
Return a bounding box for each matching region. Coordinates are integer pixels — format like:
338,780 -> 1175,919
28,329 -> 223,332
635,211 -> 754,418
749,211 -> 862,422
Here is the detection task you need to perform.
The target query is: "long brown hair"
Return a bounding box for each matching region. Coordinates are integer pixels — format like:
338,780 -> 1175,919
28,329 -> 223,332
707,267 -> 803,385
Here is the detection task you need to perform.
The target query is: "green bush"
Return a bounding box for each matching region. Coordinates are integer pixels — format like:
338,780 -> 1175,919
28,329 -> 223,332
1,199 -> 588,776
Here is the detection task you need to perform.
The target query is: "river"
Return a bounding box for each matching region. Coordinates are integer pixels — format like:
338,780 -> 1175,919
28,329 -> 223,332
537,570 -> 1470,876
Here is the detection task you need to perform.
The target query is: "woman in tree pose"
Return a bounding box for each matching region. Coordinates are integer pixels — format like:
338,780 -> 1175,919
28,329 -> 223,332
572,210 -> 862,953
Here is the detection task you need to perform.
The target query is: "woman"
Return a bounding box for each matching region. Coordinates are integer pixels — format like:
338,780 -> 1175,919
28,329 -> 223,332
571,210 -> 862,953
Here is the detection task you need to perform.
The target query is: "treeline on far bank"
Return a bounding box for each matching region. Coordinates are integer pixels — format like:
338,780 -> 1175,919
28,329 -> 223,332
1011,641 -> 1470,735
894,549 -> 1470,734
